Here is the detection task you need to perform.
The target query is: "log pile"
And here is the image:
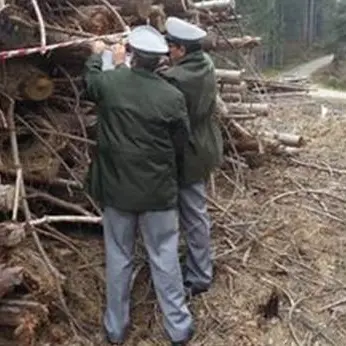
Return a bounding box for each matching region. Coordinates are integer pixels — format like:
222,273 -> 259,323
215,65 -> 307,160
0,0 -> 307,343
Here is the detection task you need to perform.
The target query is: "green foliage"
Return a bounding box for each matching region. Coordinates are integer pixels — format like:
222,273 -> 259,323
236,0 -> 336,67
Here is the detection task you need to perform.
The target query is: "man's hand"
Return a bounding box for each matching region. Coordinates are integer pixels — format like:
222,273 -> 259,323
112,43 -> 126,66
91,40 -> 106,54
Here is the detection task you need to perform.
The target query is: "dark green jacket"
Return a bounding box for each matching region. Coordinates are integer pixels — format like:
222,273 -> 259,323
159,51 -> 223,186
84,54 -> 190,212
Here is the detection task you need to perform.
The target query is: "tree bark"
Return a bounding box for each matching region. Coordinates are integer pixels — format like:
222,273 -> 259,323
0,266 -> 23,299
154,0 -> 191,13
220,82 -> 247,93
120,0 -> 153,18
222,113 -> 257,120
0,184 -> 16,213
262,131 -> 304,148
0,222 -> 26,247
193,0 -> 235,11
202,36 -> 261,51
215,69 -> 244,83
226,103 -> 270,116
221,93 -> 242,102
0,300 -> 48,346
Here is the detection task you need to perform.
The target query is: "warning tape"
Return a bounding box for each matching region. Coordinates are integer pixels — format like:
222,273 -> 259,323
0,30 -> 130,61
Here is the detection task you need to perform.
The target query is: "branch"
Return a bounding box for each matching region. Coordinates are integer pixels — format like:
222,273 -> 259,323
31,0 -> 47,52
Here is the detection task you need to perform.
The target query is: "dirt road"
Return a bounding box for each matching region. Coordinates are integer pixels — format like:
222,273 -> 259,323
279,54 -> 334,79
280,54 -> 346,102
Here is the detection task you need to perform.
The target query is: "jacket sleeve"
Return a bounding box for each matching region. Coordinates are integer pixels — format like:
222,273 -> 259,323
84,54 -> 105,102
170,94 -> 190,157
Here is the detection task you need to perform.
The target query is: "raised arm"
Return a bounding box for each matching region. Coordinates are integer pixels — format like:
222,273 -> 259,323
84,54 -> 105,102
84,42 -> 128,102
83,41 -> 108,102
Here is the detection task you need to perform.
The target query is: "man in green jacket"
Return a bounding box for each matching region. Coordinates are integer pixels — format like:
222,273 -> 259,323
159,17 -> 223,297
84,26 -> 194,346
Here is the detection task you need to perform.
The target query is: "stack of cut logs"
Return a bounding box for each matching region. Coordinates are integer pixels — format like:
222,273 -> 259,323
215,66 -> 307,159
0,1 -> 307,344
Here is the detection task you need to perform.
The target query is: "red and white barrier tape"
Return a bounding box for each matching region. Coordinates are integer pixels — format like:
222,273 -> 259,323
0,31 -> 130,61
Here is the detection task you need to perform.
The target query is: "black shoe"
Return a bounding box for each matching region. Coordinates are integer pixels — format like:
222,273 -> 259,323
184,282 -> 209,298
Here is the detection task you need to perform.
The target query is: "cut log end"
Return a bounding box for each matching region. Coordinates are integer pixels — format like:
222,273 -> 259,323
20,75 -> 54,101
263,132 -> 305,148
85,9 -> 115,35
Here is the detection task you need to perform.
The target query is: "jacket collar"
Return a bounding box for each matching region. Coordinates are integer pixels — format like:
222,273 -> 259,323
174,50 -> 204,66
131,67 -> 160,79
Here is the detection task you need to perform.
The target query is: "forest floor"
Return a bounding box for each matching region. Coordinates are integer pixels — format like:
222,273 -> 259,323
3,59 -> 346,346
13,96 -> 346,346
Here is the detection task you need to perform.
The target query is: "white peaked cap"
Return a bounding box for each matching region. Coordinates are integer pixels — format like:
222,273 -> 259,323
165,16 -> 207,42
128,25 -> 168,55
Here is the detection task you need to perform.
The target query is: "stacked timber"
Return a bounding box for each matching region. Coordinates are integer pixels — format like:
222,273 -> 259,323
215,65 -> 307,159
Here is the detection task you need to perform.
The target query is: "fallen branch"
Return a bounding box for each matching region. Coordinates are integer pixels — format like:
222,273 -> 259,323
29,215 -> 101,226
221,92 -> 242,102
193,0 -> 235,11
215,69 -> 245,83
30,0 -> 46,52
262,131 -> 305,148
226,102 -> 270,116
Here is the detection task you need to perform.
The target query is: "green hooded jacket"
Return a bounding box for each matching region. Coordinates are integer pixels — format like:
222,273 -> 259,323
84,54 -> 190,212
159,50 -> 223,186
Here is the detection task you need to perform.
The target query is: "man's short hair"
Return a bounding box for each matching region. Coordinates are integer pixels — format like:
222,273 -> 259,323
132,51 -> 160,71
166,36 -> 202,54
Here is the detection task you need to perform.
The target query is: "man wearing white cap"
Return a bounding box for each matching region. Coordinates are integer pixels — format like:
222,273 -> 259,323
84,25 -> 194,346
159,17 -> 223,297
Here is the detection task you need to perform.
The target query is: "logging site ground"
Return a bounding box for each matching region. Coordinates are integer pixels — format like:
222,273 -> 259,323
3,57 -> 346,346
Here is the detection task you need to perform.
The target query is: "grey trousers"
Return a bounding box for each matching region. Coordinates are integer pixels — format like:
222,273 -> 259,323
179,181 -> 212,290
102,206 -> 193,343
